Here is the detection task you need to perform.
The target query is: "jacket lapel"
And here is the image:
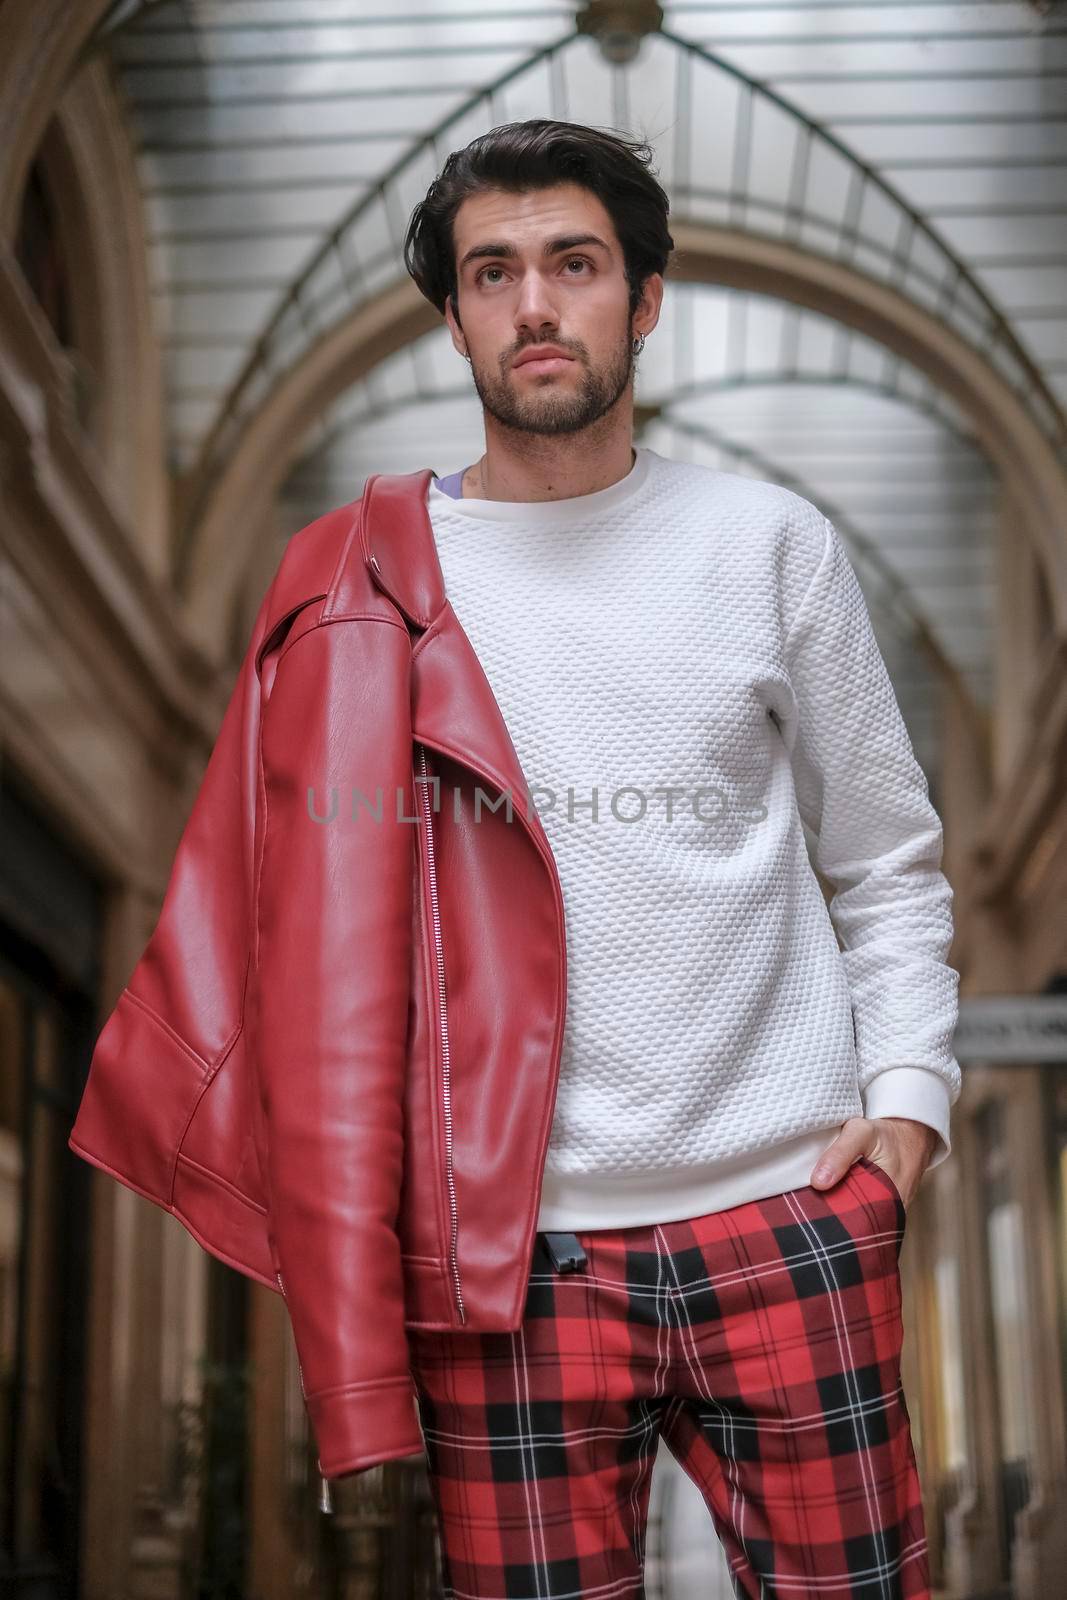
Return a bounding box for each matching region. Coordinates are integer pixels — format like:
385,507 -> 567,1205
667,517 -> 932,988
355,469 -> 556,860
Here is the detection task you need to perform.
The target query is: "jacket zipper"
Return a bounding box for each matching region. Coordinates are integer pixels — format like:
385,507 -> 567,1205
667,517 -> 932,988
277,1269 -> 334,1515
416,742 -> 466,1325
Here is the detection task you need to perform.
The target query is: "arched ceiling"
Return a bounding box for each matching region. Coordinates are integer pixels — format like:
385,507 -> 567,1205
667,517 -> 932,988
95,0 -> 1066,474
90,0 -> 1066,793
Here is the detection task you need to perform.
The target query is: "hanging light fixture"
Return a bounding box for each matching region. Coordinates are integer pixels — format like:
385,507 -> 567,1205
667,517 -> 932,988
575,0 -> 665,66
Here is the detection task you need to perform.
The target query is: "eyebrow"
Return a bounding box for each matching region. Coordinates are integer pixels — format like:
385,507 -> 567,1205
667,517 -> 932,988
458,233 -> 612,274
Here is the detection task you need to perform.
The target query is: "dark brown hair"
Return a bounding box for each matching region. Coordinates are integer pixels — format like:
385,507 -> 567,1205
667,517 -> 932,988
403,118 -> 673,326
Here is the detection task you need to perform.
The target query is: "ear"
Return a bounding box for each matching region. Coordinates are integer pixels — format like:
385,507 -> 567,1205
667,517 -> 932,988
632,272 -> 665,342
444,293 -> 468,360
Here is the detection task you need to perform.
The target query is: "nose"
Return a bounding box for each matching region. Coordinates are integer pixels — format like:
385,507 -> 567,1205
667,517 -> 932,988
513,270 -> 561,338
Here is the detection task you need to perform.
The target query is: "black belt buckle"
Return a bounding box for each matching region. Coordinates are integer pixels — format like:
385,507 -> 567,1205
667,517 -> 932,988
541,1231 -> 587,1273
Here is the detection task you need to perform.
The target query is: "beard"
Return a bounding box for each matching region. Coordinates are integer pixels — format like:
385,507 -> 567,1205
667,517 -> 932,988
468,328 -> 635,438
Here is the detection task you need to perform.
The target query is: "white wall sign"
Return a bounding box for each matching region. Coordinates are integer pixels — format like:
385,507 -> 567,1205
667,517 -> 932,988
954,995 -> 1067,1064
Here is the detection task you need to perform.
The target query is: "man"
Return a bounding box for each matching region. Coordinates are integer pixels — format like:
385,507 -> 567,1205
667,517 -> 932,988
399,119 -> 958,1599
68,117 -> 959,1597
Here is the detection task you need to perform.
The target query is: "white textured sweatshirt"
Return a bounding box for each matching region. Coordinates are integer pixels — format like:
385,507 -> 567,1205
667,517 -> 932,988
426,445 -> 962,1230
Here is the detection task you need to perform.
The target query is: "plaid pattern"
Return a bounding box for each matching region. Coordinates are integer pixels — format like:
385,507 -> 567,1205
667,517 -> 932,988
407,1154 -> 928,1599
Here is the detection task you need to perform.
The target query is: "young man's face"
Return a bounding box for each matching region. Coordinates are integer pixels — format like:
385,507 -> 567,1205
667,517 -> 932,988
444,181 -> 661,438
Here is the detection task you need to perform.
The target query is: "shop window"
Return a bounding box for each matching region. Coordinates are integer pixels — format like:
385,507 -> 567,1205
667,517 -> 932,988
14,156 -> 95,433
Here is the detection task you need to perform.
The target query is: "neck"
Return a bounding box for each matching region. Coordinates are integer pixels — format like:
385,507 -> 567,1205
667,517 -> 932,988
465,411 -> 636,503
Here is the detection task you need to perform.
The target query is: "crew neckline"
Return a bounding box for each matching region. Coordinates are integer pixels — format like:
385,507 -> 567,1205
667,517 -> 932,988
428,444 -> 655,525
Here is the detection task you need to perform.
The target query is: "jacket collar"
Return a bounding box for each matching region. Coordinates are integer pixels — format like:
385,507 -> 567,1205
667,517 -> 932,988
358,469 -> 445,632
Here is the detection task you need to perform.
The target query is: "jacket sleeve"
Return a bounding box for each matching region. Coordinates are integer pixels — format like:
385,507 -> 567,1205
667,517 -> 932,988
781,515 -> 962,1168
253,612 -> 424,1480
67,575 -> 280,1227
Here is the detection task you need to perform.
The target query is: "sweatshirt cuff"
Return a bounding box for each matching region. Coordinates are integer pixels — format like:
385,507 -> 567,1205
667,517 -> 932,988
861,1066 -> 954,1169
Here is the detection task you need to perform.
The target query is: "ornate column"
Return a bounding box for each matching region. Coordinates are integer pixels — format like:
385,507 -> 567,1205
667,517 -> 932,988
942,1076 -> 1004,1597
1005,1070 -> 1067,1598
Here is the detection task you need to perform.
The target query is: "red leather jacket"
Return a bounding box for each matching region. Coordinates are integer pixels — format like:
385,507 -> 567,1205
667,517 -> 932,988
68,471 -> 568,1491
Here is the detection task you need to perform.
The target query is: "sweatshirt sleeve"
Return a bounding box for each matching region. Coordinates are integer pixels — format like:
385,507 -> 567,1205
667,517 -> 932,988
781,513 -> 962,1168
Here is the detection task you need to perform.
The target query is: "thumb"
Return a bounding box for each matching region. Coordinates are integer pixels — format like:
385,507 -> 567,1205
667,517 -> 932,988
809,1118 -> 872,1189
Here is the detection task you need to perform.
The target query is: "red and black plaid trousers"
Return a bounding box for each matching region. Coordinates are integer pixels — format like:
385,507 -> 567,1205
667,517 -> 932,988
407,1153 -> 929,1600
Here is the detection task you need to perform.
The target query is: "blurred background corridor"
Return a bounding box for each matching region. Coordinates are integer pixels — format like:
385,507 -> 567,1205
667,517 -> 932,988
1,1 -> 1066,1595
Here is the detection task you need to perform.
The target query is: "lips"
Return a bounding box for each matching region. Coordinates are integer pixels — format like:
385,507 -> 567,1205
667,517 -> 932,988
513,347 -> 574,370
516,356 -> 573,375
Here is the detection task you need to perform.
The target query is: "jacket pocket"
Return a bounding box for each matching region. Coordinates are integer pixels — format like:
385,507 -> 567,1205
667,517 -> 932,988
69,989 -> 214,1206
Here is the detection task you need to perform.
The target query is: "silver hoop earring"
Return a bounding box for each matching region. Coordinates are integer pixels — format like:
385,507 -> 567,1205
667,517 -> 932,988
632,333 -> 645,355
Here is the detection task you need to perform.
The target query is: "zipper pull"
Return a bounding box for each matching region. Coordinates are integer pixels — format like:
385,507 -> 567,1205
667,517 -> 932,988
319,1472 -> 334,1514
